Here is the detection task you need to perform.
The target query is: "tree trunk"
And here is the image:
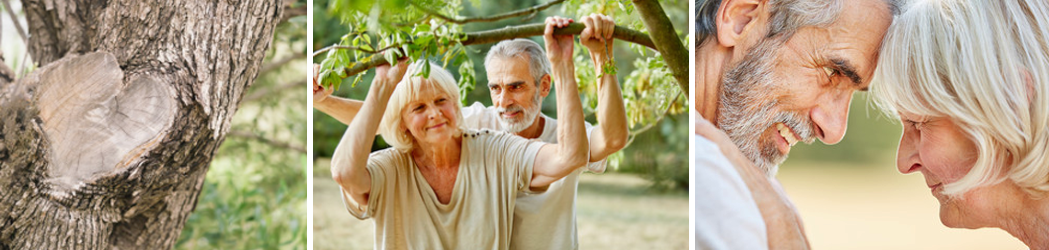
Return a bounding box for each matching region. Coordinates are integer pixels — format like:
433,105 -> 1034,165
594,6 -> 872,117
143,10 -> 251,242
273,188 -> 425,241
0,1 -> 283,249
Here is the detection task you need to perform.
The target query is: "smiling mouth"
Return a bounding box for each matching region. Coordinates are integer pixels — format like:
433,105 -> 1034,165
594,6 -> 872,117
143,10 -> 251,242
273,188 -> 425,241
776,123 -> 801,146
426,122 -> 447,130
501,111 -> 520,118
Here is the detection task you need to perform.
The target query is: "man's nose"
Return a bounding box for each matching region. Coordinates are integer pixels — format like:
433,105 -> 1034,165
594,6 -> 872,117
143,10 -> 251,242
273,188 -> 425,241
495,91 -> 512,107
810,92 -> 853,145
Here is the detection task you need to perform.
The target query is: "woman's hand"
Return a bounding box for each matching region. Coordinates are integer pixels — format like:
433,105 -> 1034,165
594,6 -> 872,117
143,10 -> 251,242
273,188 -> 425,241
374,59 -> 410,91
312,64 -> 334,104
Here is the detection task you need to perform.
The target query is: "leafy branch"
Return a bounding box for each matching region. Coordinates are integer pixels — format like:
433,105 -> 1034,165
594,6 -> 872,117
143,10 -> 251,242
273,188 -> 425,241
411,0 -> 565,24
322,22 -> 655,84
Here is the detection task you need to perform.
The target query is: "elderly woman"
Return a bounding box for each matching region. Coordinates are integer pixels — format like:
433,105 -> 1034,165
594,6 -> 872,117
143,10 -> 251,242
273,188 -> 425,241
871,0 -> 1049,247
330,58 -> 588,249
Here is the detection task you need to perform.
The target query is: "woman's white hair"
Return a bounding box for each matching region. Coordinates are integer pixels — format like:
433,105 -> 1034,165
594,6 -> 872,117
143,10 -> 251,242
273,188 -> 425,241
872,0 -> 1049,197
379,60 -> 464,152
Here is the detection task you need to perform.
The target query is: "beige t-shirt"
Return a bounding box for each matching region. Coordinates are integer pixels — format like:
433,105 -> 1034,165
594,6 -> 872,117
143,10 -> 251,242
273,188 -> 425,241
342,129 -> 545,250
462,102 -> 607,250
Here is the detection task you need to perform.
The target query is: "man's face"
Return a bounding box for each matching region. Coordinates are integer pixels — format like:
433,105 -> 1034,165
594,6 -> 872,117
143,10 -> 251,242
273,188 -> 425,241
717,0 -> 892,174
486,55 -> 546,133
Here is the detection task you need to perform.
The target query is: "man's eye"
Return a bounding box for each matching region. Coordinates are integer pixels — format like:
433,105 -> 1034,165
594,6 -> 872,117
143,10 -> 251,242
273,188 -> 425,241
823,66 -> 838,77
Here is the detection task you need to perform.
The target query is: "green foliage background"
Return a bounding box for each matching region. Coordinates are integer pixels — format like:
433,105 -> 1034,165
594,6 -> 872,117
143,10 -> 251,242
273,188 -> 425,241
312,0 -> 690,191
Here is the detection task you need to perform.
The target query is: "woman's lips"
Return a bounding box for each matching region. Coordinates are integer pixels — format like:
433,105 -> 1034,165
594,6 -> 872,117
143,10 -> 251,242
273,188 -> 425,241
426,122 -> 447,130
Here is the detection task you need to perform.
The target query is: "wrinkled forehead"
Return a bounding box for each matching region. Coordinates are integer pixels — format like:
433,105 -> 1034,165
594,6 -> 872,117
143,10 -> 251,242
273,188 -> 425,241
486,55 -> 536,85
807,0 -> 893,83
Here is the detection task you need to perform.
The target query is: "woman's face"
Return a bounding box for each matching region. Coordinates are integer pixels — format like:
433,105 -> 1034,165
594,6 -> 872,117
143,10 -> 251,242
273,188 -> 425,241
401,83 -> 460,146
895,113 -> 1008,228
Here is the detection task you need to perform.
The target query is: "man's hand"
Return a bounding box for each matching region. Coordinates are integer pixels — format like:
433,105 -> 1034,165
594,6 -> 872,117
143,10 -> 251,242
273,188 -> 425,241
580,13 -> 615,61
544,16 -> 575,65
312,64 -> 334,104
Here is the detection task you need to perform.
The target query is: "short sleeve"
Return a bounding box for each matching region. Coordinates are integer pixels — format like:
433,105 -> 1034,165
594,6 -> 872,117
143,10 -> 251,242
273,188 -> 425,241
479,131 -> 546,192
582,122 -> 608,173
693,135 -> 768,249
342,148 -> 397,220
461,102 -> 494,130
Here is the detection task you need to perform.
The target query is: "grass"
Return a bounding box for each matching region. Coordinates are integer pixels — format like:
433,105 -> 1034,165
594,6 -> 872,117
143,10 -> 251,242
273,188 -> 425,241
312,158 -> 687,250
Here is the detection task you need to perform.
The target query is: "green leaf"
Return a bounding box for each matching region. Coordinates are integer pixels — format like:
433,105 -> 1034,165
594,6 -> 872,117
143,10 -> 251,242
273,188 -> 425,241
421,61 -> 431,78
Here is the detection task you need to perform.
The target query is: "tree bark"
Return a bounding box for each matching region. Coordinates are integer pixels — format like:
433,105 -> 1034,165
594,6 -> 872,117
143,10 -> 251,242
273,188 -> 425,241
0,0 -> 283,249
632,0 -> 689,94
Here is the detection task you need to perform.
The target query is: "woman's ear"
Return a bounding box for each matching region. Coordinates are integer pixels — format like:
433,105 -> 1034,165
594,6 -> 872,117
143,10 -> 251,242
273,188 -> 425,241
716,0 -> 766,48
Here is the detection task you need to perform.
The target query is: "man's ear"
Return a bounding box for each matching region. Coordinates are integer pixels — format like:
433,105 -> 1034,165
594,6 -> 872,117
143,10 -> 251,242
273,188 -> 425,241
716,0 -> 765,48
539,74 -> 552,97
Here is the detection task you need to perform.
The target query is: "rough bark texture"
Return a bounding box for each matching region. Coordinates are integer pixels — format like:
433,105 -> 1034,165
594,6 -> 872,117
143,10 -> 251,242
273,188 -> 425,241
632,0 -> 689,94
0,0 -> 282,249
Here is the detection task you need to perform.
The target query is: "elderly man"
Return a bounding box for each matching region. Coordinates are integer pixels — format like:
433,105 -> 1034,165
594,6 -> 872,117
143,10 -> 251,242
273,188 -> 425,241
314,14 -> 628,249
692,0 -> 899,249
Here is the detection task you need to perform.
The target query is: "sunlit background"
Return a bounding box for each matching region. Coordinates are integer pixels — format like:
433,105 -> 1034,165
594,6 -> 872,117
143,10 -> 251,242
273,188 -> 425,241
777,93 -> 1027,249
312,0 -> 690,249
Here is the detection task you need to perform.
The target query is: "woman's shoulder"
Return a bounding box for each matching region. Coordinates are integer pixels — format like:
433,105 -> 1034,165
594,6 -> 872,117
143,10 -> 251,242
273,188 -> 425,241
462,128 -> 530,144
367,147 -> 411,167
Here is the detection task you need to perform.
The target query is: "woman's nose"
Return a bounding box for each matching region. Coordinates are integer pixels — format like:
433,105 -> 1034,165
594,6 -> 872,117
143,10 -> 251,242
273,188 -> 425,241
896,130 -> 921,174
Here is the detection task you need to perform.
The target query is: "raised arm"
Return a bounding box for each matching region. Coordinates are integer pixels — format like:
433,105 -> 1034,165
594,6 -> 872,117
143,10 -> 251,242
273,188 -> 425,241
579,13 -> 629,162
530,17 -> 591,188
329,61 -> 408,206
313,64 -> 365,125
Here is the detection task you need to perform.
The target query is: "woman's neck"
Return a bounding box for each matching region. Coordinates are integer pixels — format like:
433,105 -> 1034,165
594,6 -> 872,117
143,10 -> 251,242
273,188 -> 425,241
413,133 -> 462,169
1001,196 -> 1049,249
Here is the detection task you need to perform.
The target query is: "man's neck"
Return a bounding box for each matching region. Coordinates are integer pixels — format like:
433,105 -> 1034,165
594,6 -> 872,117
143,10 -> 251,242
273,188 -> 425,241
696,40 -> 731,124
515,116 -> 545,139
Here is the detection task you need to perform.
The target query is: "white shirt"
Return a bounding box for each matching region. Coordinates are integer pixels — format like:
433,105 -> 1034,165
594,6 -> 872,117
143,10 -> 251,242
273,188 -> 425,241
694,134 -> 768,249
462,102 -> 606,250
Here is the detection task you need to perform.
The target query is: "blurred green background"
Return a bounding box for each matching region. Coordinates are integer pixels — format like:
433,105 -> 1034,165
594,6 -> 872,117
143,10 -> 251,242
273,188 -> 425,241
312,0 -> 689,249
0,1 -> 308,249
776,93 -> 1026,249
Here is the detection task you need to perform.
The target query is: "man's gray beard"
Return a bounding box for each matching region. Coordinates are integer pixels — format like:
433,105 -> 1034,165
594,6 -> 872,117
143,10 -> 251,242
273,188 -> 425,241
498,91 -> 543,134
716,38 -> 815,177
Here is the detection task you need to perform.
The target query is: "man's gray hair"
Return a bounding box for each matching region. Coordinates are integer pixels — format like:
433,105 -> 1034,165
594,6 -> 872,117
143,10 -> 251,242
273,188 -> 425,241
695,0 -> 901,46
484,39 -> 551,86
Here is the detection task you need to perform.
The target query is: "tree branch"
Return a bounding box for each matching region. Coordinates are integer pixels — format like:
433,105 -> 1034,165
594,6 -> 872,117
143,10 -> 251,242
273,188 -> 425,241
331,23 -> 655,78
227,130 -> 306,153
412,0 -> 565,24
632,0 -> 688,94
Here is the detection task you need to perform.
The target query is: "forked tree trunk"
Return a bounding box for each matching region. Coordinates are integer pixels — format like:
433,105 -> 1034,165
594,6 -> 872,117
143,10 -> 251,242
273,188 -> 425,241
0,1 -> 283,249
